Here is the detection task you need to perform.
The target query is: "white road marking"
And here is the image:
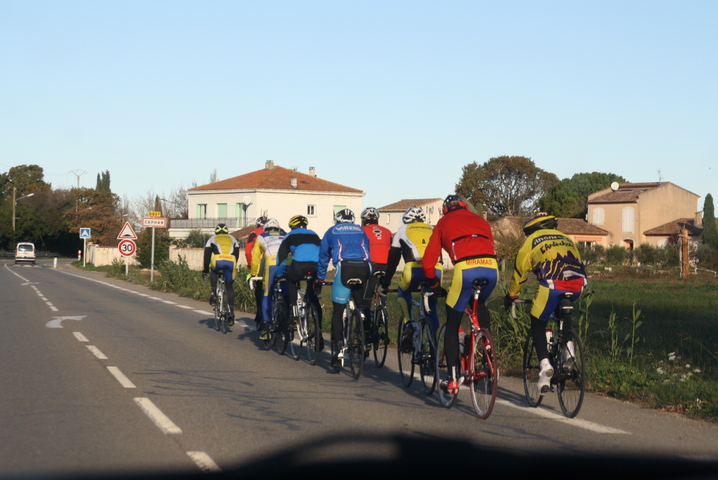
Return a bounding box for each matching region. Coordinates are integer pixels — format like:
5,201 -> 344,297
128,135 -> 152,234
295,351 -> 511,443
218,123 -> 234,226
46,316 -> 86,328
176,305 -> 194,309
107,366 -> 136,388
186,451 -> 221,472
87,345 -> 108,360
134,398 -> 182,435
73,332 -> 89,342
162,300 -> 176,305
194,310 -> 213,315
496,399 -> 630,434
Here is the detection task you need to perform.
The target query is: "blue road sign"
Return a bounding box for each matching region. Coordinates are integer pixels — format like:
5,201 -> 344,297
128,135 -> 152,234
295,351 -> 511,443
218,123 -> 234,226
80,228 -> 91,239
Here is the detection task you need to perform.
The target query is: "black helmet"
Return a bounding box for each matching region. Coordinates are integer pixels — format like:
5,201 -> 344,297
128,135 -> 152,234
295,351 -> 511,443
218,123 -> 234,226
442,195 -> 469,215
215,223 -> 229,235
360,207 -> 379,225
522,213 -> 558,236
334,208 -> 355,224
256,216 -> 268,227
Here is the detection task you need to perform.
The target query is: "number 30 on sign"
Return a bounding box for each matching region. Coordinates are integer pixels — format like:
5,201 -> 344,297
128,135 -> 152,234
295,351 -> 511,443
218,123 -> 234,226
118,239 -> 136,257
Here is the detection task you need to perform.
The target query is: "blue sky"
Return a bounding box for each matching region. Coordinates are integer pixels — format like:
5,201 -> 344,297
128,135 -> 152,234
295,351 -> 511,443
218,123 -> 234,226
2,1 -> 716,213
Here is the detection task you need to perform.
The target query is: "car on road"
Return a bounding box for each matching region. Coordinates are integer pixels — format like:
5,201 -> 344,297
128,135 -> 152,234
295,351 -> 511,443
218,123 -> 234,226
15,242 -> 36,265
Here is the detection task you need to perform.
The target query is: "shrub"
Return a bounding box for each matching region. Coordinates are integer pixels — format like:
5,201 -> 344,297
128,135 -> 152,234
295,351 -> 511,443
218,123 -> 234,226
605,245 -> 629,265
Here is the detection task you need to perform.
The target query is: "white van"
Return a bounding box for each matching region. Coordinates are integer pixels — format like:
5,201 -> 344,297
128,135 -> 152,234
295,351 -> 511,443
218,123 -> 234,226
15,242 -> 36,264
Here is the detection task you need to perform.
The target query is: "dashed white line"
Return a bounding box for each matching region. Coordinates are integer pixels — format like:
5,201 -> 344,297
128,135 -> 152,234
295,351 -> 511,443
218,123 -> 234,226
496,400 -> 630,434
176,305 -> 194,309
134,398 -> 182,434
87,345 -> 108,360
186,451 -> 221,472
107,366 -> 136,388
162,300 -> 176,305
73,332 -> 89,342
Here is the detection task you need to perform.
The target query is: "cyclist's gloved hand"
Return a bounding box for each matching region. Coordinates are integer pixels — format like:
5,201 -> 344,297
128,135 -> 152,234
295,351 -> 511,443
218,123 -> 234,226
377,283 -> 388,297
504,294 -> 518,312
245,273 -> 252,282
314,279 -> 325,295
425,277 -> 447,297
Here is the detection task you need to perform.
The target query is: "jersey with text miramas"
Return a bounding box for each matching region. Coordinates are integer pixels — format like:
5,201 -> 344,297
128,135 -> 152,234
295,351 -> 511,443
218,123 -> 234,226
509,229 -> 587,297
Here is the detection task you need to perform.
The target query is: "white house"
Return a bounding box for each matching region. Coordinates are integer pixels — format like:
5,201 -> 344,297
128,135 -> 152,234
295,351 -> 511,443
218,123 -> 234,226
377,198 -> 443,233
169,161 -> 365,239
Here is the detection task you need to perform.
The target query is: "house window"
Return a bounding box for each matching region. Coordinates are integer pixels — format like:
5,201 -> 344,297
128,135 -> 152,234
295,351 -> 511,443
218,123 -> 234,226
592,207 -> 605,225
196,204 -> 207,219
217,203 -> 227,219
333,205 -> 346,215
307,205 -> 315,216
622,207 -> 634,234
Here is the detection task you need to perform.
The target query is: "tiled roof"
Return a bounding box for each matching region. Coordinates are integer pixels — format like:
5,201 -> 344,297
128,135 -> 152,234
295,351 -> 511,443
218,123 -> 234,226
378,198 -> 442,211
589,182 -> 662,204
644,218 -> 704,236
490,216 -> 608,236
188,165 -> 363,194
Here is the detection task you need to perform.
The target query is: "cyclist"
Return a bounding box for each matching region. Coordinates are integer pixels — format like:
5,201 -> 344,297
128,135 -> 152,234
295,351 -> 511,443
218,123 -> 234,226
202,223 -> 241,326
504,213 -> 587,393
317,208 -> 372,371
250,218 -> 286,340
360,207 -> 392,327
381,206 -> 442,347
276,215 -> 322,330
245,216 -> 268,327
422,195 -> 498,394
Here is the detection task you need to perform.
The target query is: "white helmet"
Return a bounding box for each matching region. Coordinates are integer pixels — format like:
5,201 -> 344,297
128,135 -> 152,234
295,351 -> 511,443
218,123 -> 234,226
402,206 -> 426,224
334,208 -> 355,224
263,218 -> 281,231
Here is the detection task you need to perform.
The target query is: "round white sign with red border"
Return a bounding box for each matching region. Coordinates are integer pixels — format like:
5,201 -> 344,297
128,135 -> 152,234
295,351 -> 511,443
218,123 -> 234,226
118,239 -> 137,257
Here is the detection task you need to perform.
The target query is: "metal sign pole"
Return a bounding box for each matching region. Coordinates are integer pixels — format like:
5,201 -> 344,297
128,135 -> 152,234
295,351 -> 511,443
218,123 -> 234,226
151,227 -> 156,282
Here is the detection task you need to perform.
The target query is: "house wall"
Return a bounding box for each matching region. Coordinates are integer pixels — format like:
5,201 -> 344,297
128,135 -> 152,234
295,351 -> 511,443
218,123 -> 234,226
380,199 -> 443,233
184,189 -> 364,239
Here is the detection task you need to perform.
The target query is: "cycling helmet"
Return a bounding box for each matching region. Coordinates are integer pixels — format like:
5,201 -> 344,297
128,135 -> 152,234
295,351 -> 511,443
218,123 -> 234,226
263,218 -> 281,231
288,215 -> 308,230
522,213 -> 558,236
360,207 -> 380,225
334,208 -> 355,224
402,206 -> 426,224
255,216 -> 268,227
442,195 -> 469,215
215,223 -> 229,235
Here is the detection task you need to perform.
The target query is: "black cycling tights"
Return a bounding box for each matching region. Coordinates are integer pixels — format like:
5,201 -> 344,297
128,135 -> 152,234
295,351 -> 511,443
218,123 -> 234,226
444,303 -> 491,374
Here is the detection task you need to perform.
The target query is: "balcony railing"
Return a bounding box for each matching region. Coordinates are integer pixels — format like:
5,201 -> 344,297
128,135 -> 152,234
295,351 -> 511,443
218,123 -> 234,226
169,217 -> 254,230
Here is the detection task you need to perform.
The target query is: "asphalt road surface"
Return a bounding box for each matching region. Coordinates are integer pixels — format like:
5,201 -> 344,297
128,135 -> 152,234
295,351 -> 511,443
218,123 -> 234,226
2,259 -> 717,478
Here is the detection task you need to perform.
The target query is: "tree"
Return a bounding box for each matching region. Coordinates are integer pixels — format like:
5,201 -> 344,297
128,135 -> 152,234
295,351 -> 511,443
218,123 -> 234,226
456,156 -> 558,216
95,171 -> 111,193
136,226 -> 172,268
63,188 -> 124,246
1,164 -> 52,201
540,172 -> 627,218
701,194 -> 718,250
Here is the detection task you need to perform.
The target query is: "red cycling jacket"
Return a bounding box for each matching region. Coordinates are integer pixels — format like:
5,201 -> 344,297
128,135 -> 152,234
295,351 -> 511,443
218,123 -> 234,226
244,226 -> 264,267
362,224 -> 392,264
422,208 -> 496,279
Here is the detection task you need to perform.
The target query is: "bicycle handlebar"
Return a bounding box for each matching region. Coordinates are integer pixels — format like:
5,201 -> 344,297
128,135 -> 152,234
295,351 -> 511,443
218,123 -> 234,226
248,276 -> 263,291
510,299 -> 531,319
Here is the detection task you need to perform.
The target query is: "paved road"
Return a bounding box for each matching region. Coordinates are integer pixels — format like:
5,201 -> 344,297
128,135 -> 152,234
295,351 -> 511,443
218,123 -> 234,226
2,260 -> 717,477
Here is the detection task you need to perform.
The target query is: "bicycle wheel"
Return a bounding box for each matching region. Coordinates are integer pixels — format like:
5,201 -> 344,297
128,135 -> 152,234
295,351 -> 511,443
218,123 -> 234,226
397,315 -> 415,387
288,315 -> 302,361
212,287 -> 222,332
372,307 -> 389,368
522,329 -> 544,407
557,330 -> 585,418
219,286 -> 229,335
469,329 -> 497,419
347,309 -> 365,379
305,299 -> 321,365
419,320 -> 437,395
436,324 -> 457,408
272,300 -> 288,354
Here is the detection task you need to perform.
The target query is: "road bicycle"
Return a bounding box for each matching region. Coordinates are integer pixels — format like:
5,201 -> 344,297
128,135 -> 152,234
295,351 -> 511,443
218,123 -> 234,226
513,294 -> 586,418
212,266 -> 231,334
251,276 -> 290,353
435,279 -> 498,419
288,273 -> 323,364
367,271 -> 392,368
325,279 -> 365,379
397,285 -> 438,395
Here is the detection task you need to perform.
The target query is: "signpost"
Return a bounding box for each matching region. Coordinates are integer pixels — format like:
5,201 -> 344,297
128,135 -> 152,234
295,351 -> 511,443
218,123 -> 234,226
142,215 -> 168,281
79,228 -> 91,267
117,223 -> 138,275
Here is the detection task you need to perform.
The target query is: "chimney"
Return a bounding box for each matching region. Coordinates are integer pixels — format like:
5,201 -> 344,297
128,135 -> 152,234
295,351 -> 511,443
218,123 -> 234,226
290,176 -> 297,189
309,166 -> 316,177
265,160 -> 274,170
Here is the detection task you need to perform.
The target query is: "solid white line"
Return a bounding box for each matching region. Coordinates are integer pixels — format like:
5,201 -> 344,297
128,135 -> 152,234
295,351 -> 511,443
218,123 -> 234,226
194,310 -> 213,315
87,345 -> 108,360
73,332 -> 89,342
162,300 -> 176,305
176,305 -> 193,309
107,366 -> 136,388
496,399 -> 630,434
186,451 -> 221,472
134,398 -> 182,435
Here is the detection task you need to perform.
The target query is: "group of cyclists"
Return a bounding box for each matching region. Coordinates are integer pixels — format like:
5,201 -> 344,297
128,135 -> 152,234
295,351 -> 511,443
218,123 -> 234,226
203,194 -> 587,393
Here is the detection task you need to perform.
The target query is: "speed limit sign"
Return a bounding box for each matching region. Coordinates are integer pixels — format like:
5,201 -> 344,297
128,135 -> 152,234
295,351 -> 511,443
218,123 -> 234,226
118,239 -> 137,257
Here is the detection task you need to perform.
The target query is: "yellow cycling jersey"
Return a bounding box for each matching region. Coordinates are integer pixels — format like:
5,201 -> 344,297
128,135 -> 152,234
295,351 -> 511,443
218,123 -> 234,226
250,231 -> 285,278
391,222 -> 434,263
508,228 -> 587,297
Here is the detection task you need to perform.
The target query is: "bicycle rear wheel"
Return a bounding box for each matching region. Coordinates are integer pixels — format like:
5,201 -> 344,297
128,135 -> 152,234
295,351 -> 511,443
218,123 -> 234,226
372,307 -> 389,368
305,299 -> 321,365
557,330 -> 585,418
469,329 -> 497,419
436,324 -> 457,408
288,316 -> 302,361
397,315 -> 415,387
273,301 -> 288,354
522,329 -> 544,407
347,309 -> 365,379
419,320 -> 437,395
